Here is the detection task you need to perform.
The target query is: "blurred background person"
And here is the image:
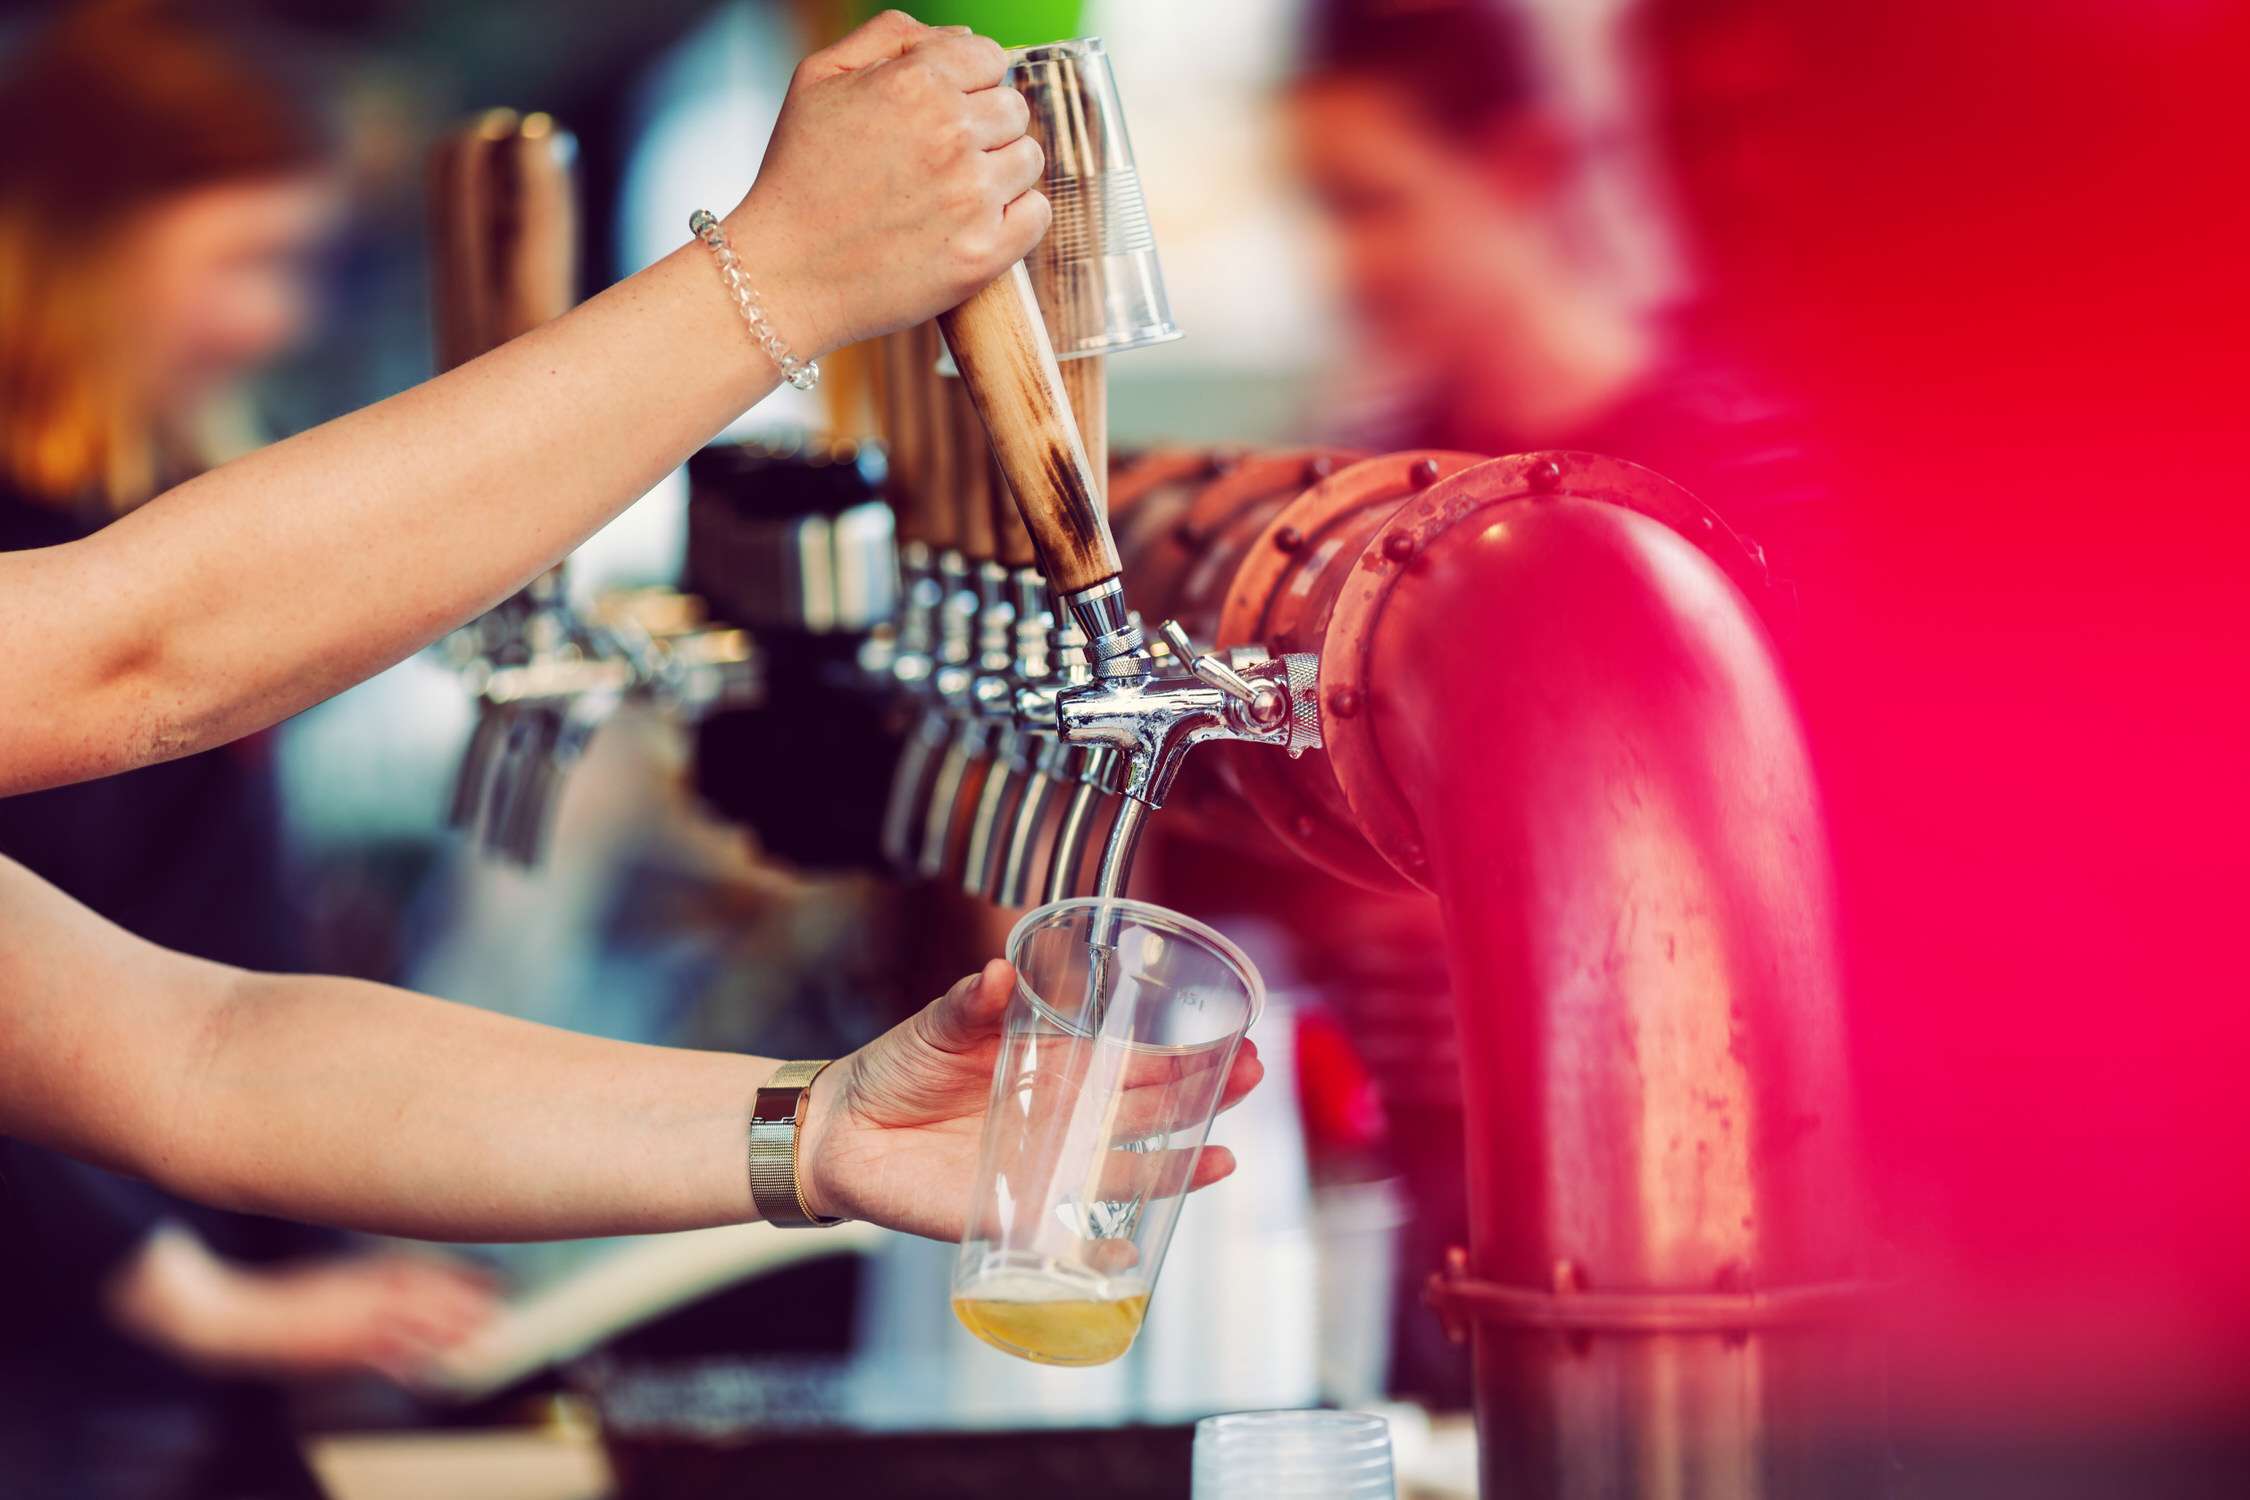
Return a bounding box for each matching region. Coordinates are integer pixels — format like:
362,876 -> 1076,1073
1287,0 -> 1820,552
0,4 -> 494,1496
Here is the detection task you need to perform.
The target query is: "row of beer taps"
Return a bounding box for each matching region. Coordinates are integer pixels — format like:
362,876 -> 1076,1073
432,42 -> 1324,895
431,109 -> 756,865
874,40 -> 1325,908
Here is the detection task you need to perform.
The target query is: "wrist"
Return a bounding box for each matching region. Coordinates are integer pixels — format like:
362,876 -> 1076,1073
794,1058 -> 849,1224
720,197 -> 847,364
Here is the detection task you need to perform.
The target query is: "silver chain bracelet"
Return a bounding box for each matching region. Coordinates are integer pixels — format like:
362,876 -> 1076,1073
688,209 -> 819,393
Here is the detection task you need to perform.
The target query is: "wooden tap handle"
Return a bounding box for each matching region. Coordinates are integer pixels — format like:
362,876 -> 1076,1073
1060,356 -> 1109,512
923,347 -> 961,553
990,453 -> 1038,571
937,264 -> 1120,594
949,380 -> 998,562
428,111 -> 577,373
429,111 -> 576,593
878,323 -> 951,549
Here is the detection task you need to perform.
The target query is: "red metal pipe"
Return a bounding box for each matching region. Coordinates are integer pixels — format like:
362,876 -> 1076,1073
1314,465 -> 1873,1494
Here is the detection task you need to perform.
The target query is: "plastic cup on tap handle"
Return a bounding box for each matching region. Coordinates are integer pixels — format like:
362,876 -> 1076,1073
951,897 -> 1263,1366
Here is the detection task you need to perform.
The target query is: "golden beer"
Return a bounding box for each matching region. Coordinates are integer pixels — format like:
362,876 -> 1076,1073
952,1277 -> 1152,1366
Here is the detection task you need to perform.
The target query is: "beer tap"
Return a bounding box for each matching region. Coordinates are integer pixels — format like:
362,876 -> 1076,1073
972,37 -> 1187,904
876,326 -> 968,871
914,381 -> 1006,878
434,111 -> 755,865
429,109 -> 602,866
1032,353 -> 1122,905
864,324 -> 942,692
956,420 -> 1037,894
940,258 -> 1321,906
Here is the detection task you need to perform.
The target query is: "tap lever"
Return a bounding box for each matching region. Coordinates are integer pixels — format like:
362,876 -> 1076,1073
1156,620 -> 1285,728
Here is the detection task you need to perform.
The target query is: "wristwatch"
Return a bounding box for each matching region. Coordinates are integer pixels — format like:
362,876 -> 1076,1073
748,1059 -> 846,1228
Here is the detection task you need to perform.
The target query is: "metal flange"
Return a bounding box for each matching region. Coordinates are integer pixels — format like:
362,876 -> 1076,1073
1164,448 -> 1365,637
1320,451 -> 1754,891
1425,1246 -> 1883,1344
1213,450 -> 1484,893
1106,446 -> 1228,523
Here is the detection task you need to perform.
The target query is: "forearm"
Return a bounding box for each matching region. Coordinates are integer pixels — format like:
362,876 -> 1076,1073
158,970 -> 777,1241
0,854 -> 776,1240
0,233 -> 782,795
0,15 -> 1043,797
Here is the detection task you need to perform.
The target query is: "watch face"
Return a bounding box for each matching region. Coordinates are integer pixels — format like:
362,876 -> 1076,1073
752,1084 -> 801,1124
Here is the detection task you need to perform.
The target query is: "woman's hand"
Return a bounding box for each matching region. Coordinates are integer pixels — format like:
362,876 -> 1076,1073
108,1226 -> 498,1384
728,11 -> 1048,359
798,961 -> 1265,1240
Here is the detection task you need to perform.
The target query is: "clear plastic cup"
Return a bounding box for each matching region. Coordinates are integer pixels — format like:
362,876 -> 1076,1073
1192,1410 -> 1396,1499
951,897 -> 1263,1367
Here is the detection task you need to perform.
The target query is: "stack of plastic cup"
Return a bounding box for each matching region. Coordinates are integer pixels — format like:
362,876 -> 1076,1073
1191,1410 -> 1396,1499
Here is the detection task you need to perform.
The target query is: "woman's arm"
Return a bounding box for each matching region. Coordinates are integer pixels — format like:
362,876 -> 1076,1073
0,852 -> 773,1238
0,12 -> 1045,796
0,854 -> 1258,1241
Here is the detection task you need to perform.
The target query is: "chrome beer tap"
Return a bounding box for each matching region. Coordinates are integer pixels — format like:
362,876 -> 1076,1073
1059,622 -> 1323,898
429,109 -> 617,866
433,112 -> 758,865
913,382 -> 1013,880
977,561 -> 1061,902
957,461 -> 1039,896
877,329 -> 969,872
974,36 -> 1184,903
938,261 -> 1327,911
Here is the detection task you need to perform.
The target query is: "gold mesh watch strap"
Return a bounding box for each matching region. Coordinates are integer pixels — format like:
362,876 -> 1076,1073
748,1059 -> 845,1228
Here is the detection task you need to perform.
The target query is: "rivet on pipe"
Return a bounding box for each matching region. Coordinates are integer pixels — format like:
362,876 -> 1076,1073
1529,457 -> 1563,492
1382,531 -> 1418,564
1409,457 -> 1441,489
1328,686 -> 1363,720
1273,525 -> 1305,555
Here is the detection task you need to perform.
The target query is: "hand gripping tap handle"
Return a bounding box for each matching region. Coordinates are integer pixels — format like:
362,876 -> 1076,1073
937,265 -> 1121,599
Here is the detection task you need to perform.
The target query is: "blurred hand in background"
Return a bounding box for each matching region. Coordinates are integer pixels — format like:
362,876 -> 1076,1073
109,1228 -> 499,1387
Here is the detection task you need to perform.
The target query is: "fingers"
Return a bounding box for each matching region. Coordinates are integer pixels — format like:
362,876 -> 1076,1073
964,82 -> 1031,149
907,31 -> 1009,92
917,958 -> 1016,1054
809,9 -> 934,75
1107,1036 -> 1260,1094
1215,1041 -> 1265,1114
985,133 -> 1045,204
996,185 -> 1053,265
1086,1141 -> 1237,1201
1192,1144 -> 1239,1191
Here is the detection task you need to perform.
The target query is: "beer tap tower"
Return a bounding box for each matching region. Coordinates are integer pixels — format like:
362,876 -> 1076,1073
898,37 -> 1879,1499
432,110 -> 756,867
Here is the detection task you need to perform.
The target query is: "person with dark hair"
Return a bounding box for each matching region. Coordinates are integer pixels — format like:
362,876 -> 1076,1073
1288,0 -> 1819,538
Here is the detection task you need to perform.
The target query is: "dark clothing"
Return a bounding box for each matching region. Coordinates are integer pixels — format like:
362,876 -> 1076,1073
0,493 -> 305,972
1391,325 -> 1841,607
0,484 -> 326,1500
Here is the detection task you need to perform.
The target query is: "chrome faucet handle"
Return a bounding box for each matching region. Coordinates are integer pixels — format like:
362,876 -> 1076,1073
1156,619 -> 1286,729
1054,640 -> 1323,807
